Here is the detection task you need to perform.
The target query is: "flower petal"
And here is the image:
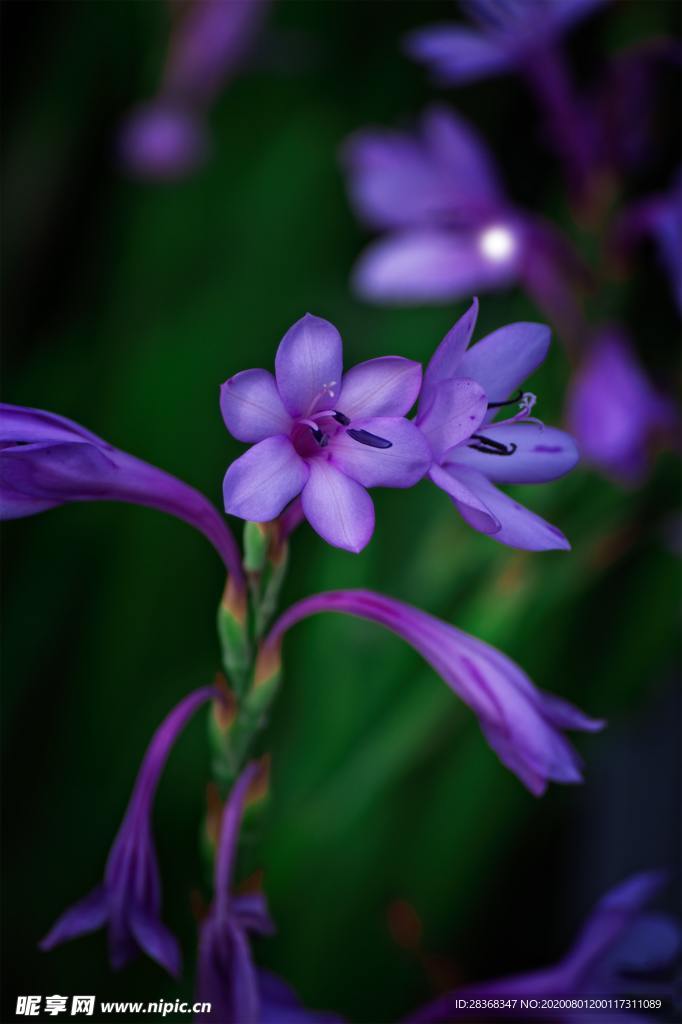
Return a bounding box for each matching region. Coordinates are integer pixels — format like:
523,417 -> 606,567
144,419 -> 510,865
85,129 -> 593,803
446,423 -> 579,483
337,357 -> 422,418
342,128 -> 461,230
223,437 -> 309,522
352,228 -> 519,305
220,369 -> 292,443
0,402 -> 107,445
301,460 -> 374,552
258,969 -> 344,1024
233,892 -> 276,936
274,314 -> 343,417
39,886 -> 109,951
421,106 -> 504,207
417,378 -> 488,460
560,873 -> 668,990
446,466 -> 570,550
224,919 -> 261,1024
420,298 -> 479,414
429,464 -> 500,535
328,418 -> 431,488
404,24 -> 513,84
0,441 -> 118,500
457,321 -> 551,408
129,904 -> 182,978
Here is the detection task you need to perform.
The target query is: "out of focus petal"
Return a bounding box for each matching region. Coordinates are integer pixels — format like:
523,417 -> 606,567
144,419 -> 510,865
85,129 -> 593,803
129,905 -> 181,978
405,24 -> 513,84
352,228 -> 519,305
39,887 -> 108,951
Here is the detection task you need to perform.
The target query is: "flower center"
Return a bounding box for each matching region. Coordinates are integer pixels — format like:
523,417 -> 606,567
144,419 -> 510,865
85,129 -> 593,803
291,408 -> 393,459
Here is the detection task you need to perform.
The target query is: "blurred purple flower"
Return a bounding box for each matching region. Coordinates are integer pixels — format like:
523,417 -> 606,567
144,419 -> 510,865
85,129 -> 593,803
618,173 -> 682,316
404,0 -> 605,86
567,329 -> 675,483
417,301 -> 578,551
264,589 -> 603,796
342,107 -> 581,322
406,872 -> 680,1022
0,403 -> 244,586
196,762 -> 275,1023
196,763 -> 341,1024
40,687 -> 217,975
405,4 -> 606,199
120,0 -> 269,179
221,313 -> 431,553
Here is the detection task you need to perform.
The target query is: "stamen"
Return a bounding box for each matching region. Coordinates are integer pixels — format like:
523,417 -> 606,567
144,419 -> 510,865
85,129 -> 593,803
469,433 -> 517,456
333,411 -> 351,426
347,428 -> 392,450
487,390 -> 523,409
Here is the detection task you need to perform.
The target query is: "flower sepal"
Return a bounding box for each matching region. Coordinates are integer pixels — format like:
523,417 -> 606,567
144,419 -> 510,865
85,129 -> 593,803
217,577 -> 251,696
246,643 -> 282,724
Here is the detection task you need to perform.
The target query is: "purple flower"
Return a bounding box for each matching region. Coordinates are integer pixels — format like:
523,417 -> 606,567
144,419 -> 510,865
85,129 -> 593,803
404,0 -> 605,87
119,0 -> 269,179
404,5 -> 606,200
196,762 -> 276,1023
416,301 -> 578,551
263,589 -> 603,796
342,107 -> 579,318
567,329 -> 675,484
40,687 -> 217,975
220,313 -> 431,553
196,764 -> 339,1024
406,872 -> 680,1022
0,403 -> 244,587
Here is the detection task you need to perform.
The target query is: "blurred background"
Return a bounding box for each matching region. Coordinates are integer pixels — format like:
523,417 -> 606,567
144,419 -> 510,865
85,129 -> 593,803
2,1 -> 680,1021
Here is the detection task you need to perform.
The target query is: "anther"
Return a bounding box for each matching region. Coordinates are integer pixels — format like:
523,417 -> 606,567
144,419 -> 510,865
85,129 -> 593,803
333,411 -> 351,426
469,433 -> 517,456
487,390 -> 523,409
347,428 -> 392,450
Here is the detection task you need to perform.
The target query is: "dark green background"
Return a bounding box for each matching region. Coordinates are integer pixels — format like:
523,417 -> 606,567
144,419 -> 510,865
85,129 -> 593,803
2,2 -> 680,1021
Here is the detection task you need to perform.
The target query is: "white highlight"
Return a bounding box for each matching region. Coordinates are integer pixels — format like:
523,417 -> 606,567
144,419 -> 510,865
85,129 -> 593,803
479,224 -> 517,263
